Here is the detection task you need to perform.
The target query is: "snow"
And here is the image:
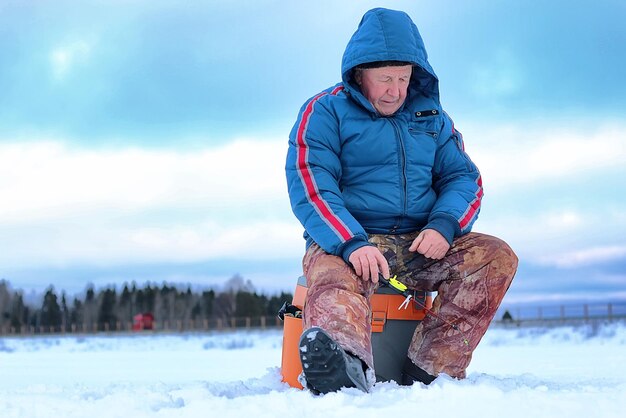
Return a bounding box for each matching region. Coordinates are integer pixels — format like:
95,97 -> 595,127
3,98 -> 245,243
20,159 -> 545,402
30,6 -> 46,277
1,322 -> 625,418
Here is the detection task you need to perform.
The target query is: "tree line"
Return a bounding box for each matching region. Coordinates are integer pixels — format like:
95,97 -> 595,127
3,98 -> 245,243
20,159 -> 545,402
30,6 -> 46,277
0,275 -> 293,333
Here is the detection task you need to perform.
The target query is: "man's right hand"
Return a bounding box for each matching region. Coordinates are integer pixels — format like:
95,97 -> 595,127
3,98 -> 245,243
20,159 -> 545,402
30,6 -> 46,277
348,246 -> 389,283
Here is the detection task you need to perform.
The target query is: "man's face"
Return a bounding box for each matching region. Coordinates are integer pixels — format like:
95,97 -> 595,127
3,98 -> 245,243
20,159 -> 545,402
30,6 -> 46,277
355,65 -> 412,116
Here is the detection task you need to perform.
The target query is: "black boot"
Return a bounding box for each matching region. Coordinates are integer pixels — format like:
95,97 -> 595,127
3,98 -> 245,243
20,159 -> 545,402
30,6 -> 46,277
299,327 -> 369,394
401,357 -> 436,385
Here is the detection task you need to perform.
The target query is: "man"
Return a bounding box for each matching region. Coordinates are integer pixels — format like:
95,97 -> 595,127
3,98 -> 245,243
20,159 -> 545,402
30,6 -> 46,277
285,8 -> 518,394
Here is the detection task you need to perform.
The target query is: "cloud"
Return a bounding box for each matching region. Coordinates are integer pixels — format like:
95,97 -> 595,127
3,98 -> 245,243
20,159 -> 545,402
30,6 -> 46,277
0,138 -> 289,223
448,121 -> 626,270
0,217 -> 304,268
537,245 -> 626,269
478,204 -> 626,269
0,138 -> 305,268
464,121 -> 626,192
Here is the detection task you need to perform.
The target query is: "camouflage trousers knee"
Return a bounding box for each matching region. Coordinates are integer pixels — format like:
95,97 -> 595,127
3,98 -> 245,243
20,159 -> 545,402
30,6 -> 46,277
301,232 -> 518,378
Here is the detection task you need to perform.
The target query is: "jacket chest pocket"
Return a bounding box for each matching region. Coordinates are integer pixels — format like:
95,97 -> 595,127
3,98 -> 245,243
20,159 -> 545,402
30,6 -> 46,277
408,110 -> 442,141
408,120 -> 440,141
408,126 -> 438,140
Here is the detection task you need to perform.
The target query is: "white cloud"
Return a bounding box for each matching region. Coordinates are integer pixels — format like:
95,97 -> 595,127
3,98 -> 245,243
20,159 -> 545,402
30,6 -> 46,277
464,122 -> 626,192
0,138 -> 305,268
123,219 -> 304,263
478,205 -> 626,270
479,208 -> 586,245
538,245 -> 626,269
0,138 -> 289,224
0,217 -> 304,268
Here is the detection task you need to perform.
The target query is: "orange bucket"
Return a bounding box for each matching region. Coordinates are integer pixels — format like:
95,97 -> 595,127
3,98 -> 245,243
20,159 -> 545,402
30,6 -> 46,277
280,277 -> 432,388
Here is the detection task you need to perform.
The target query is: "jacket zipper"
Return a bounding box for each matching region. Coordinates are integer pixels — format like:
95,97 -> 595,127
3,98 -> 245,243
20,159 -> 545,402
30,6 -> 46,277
390,119 -> 408,229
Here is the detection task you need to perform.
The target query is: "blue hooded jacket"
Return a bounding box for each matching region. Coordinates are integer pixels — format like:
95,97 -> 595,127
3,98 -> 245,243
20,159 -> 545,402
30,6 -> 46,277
286,8 -> 482,263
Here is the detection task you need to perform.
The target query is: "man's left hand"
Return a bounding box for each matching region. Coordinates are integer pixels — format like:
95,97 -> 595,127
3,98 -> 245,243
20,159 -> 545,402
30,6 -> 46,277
409,229 -> 450,260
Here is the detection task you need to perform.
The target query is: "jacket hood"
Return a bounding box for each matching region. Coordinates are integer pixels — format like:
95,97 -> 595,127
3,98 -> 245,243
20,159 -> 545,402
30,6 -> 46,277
341,8 -> 439,107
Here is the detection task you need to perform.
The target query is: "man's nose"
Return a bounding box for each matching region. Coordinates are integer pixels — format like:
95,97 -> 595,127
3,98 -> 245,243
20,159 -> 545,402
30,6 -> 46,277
387,80 -> 401,97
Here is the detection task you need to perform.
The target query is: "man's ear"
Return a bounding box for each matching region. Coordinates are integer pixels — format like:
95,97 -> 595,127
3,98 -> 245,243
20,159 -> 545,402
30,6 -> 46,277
353,69 -> 362,86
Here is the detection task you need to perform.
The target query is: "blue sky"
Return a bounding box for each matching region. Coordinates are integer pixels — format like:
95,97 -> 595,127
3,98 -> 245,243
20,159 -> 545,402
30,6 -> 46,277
1,0 -> 625,305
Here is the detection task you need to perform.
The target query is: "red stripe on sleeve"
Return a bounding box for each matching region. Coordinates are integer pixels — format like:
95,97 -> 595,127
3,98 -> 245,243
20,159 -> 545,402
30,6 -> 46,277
459,175 -> 483,230
295,87 -> 352,242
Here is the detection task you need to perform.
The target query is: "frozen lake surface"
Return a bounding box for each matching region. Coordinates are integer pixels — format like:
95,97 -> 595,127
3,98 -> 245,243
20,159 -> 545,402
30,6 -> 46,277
1,322 -> 625,418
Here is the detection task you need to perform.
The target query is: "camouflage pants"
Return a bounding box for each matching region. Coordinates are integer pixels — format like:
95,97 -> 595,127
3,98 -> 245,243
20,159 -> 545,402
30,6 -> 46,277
301,232 -> 518,379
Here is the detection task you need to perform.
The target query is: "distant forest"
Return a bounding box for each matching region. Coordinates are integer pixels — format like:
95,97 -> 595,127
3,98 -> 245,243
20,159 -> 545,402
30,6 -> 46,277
0,275 -> 293,333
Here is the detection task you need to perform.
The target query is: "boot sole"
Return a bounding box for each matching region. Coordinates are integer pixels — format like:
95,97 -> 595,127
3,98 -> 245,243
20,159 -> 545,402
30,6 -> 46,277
298,327 -> 367,394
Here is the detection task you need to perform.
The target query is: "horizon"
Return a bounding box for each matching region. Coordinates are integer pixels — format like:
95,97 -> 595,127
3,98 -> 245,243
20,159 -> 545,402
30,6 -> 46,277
2,275 -> 624,312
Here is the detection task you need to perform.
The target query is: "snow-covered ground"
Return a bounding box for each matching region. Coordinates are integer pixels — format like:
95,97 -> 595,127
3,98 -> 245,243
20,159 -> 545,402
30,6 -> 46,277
1,322 -> 625,418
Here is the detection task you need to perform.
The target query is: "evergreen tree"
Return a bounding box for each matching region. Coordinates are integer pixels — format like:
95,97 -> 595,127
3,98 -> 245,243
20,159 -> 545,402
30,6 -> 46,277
191,302 -> 202,320
135,289 -> 145,313
0,280 -> 11,329
144,285 -> 156,312
158,283 -> 175,323
70,298 -> 83,330
61,292 -> 69,331
179,286 -> 194,321
235,290 -> 265,318
10,291 -> 26,331
83,285 -> 97,330
97,288 -> 118,330
119,284 -> 133,323
86,286 -> 95,301
201,290 -> 215,318
40,286 -> 62,331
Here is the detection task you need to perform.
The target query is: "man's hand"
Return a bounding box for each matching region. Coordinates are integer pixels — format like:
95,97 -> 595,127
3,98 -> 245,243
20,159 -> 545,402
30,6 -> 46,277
409,229 -> 450,260
348,246 -> 389,283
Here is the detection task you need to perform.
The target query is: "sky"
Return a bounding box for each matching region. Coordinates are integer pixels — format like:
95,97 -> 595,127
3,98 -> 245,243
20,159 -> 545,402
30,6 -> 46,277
1,0 -> 625,304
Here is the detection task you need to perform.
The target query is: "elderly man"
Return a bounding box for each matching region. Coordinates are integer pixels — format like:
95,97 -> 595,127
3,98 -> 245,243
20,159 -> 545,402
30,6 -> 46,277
286,8 -> 518,394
